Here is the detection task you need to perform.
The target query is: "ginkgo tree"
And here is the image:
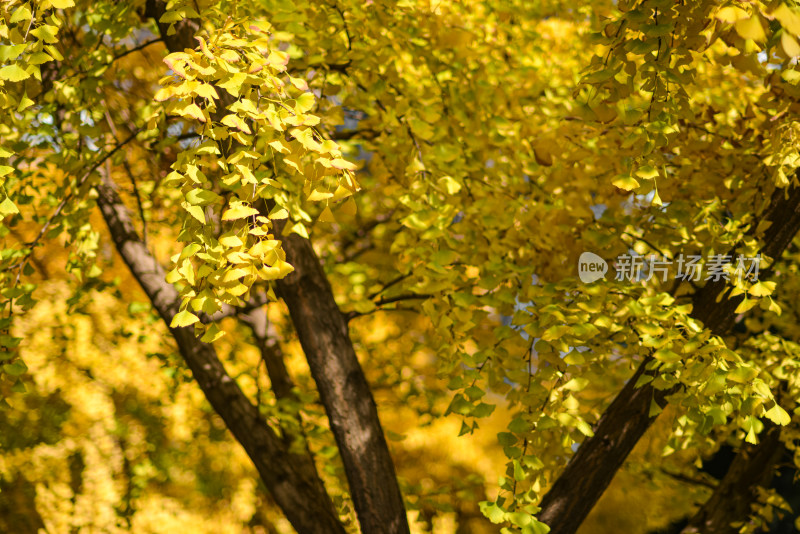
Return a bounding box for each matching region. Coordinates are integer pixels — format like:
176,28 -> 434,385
5,0 -> 800,533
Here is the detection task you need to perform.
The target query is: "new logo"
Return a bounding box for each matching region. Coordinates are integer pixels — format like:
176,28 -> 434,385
578,252 -> 608,283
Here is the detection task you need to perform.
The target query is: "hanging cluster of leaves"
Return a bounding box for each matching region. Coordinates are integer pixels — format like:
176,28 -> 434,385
148,13 -> 359,337
0,0 -> 74,402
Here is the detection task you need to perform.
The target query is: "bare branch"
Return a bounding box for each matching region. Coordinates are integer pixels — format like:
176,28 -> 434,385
112,38 -> 162,62
239,307 -> 295,402
659,468 -> 718,490
375,293 -> 431,307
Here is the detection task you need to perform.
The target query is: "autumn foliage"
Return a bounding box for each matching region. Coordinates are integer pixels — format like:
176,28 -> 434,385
4,1 -> 800,533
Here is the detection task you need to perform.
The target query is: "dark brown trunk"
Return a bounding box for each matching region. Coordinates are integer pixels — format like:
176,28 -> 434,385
681,424 -> 783,533
96,179 -> 345,534
277,233 -> 410,533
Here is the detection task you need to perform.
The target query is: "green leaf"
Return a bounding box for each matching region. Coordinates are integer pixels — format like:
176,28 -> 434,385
728,365 -> 758,384
30,25 -> 60,44
3,361 -> 27,376
472,402 -> 495,417
508,511 -> 532,526
479,502 -> 505,524
508,416 -> 531,434
458,420 -> 472,436
525,520 -> 551,534
512,461 -> 525,482
497,432 -> 516,446
445,394 -> 472,416
649,398 -> 663,417
465,385 -> 485,400
0,44 -> 27,62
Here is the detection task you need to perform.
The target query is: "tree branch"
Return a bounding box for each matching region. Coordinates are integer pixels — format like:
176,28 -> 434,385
239,306 -> 295,402
95,175 -> 345,534
660,468 -> 718,490
374,293 -> 431,307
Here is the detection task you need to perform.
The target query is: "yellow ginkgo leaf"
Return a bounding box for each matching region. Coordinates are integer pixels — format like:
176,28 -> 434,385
735,15 -> 766,42
308,189 -> 333,201
50,0 -> 76,8
330,158 -> 357,171
782,31 -> 800,57
716,5 -> 749,23
0,65 -> 30,82
222,204 -> 259,220
318,205 -> 336,223
170,310 -> 199,328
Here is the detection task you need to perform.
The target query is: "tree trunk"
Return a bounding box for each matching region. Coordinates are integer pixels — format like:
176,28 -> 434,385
276,232 -> 410,533
142,2 -> 411,531
96,178 -> 346,534
538,184 -> 800,534
681,424 -> 783,533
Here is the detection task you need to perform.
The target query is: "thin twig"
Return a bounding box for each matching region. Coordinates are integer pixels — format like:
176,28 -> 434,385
660,468 -> 717,490
122,160 -> 149,248
367,273 -> 409,300
25,129 -> 141,251
374,293 -> 431,307
112,39 -> 162,62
